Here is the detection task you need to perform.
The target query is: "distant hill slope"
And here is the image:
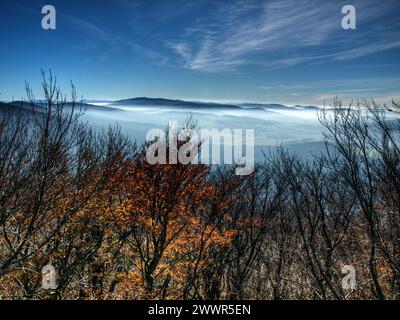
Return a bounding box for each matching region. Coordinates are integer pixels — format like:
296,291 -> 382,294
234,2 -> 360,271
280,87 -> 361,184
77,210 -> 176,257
113,97 -> 242,109
238,103 -> 294,110
34,101 -> 116,112
113,97 -> 320,111
0,101 -> 42,115
1,97 -> 321,114
0,101 -> 116,114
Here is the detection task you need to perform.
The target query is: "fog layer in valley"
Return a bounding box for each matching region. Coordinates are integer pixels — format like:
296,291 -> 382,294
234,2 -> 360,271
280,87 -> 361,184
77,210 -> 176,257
83,98 -> 326,161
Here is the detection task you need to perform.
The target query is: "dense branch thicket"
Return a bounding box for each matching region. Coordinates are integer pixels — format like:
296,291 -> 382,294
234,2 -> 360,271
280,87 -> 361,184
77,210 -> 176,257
0,76 -> 399,299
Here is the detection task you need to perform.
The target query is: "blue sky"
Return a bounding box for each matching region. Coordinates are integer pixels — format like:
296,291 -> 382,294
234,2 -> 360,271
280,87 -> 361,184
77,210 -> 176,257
0,0 -> 400,104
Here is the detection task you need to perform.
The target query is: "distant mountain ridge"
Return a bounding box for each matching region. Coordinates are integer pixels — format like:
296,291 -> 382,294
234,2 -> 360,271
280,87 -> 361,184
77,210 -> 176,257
1,97 -> 321,112
112,97 -> 319,111
113,97 -> 242,109
0,100 -> 117,113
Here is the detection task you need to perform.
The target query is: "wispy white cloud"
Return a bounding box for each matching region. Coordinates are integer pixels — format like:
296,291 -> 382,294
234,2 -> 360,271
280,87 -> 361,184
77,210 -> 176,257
259,77 -> 400,105
63,13 -> 169,65
259,78 -> 400,91
168,0 -> 400,72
